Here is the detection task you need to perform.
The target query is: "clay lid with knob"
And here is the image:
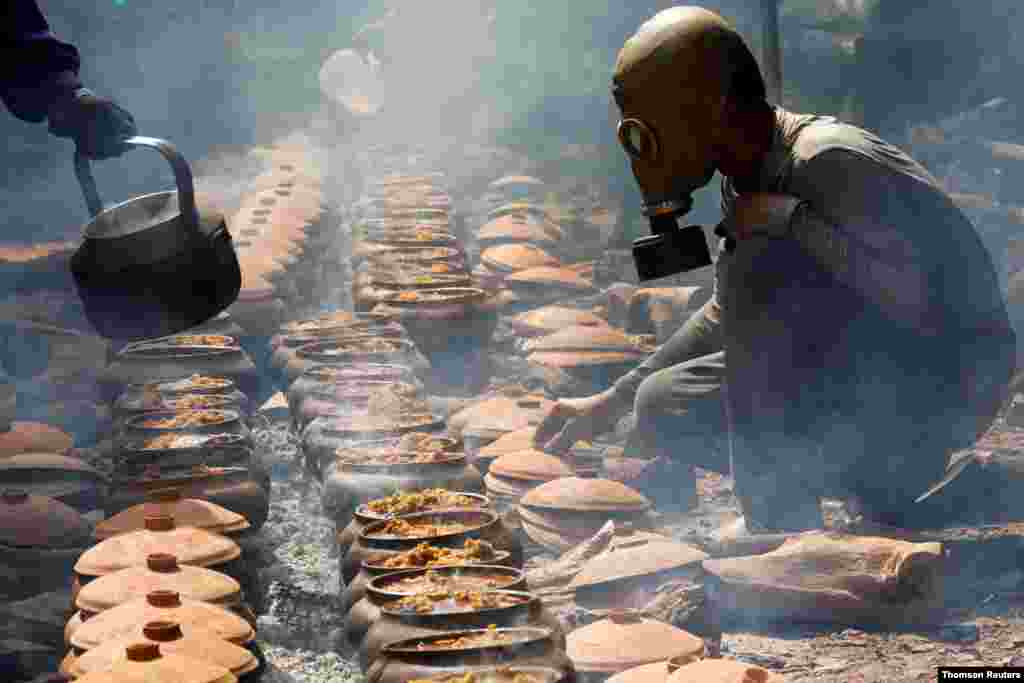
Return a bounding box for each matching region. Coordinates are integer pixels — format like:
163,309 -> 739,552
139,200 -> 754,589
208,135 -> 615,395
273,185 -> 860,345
69,640 -> 237,683
74,515 -> 241,578
66,619 -> 256,679
75,553 -> 242,614
0,488 -> 92,549
521,477 -> 651,513
93,493 -> 249,541
70,589 -> 255,651
667,658 -> 786,682
566,610 -> 705,674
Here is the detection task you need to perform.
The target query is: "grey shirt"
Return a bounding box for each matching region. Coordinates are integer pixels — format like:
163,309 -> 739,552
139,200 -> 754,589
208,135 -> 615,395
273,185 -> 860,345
614,106 -> 1013,401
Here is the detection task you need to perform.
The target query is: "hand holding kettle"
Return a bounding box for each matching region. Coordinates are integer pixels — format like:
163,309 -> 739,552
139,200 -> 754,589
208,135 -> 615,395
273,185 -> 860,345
48,87 -> 137,160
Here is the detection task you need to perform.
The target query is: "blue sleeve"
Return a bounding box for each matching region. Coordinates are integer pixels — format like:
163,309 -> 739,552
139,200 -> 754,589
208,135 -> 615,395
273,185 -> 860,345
0,0 -> 83,123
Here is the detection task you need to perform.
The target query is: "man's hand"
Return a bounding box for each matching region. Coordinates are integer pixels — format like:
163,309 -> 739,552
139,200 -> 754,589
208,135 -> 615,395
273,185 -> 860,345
532,389 -> 633,455
48,88 -> 137,160
725,193 -> 805,242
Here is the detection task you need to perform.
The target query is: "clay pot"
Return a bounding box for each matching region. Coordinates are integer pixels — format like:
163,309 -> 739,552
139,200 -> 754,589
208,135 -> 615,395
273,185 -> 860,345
485,450 -> 577,510
361,590 -> 565,671
304,419 -> 449,485
343,509 -> 520,584
477,215 -> 562,248
668,658 -> 785,682
336,489 -> 490,556
361,245 -> 466,272
103,465 -> 270,531
569,532 -> 708,611
366,627 -> 572,683
287,363 -> 419,417
63,641 -> 236,683
284,338 -> 421,385
0,420 -> 74,457
94,491 -> 250,540
396,667 -> 572,683
566,611 -> 705,681
69,590 -> 255,652
0,452 -> 106,515
294,380 -> 425,431
369,288 -> 499,356
524,326 -> 650,390
112,432 -> 253,480
101,340 -> 260,403
122,405 -> 247,433
503,267 -> 595,305
74,514 -> 240,582
0,489 -> 92,600
481,244 -> 561,274
61,620 -> 258,680
114,377 -> 249,419
346,564 -> 527,651
269,321 -> 406,375
447,392 -> 556,456
518,477 -> 653,554
606,661 -> 672,683
74,553 -> 241,620
473,428 -> 539,475
508,307 -> 610,339
227,285 -> 285,337
341,542 -> 513,615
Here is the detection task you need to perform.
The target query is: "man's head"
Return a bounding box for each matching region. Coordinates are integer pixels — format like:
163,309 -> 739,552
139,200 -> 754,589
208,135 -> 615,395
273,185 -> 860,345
612,6 -> 768,216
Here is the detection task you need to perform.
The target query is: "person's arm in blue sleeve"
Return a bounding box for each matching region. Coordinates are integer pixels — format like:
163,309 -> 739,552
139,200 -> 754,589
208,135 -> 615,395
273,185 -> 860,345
0,0 -> 83,122
0,0 -> 137,159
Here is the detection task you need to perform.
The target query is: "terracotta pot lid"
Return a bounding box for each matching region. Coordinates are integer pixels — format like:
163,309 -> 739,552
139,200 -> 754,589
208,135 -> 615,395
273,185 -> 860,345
508,306 -> 609,337
528,350 -> 648,369
525,326 -> 649,355
0,421 -> 74,457
484,471 -> 542,499
71,590 -> 255,651
69,641 -> 235,683
94,495 -> 249,540
478,217 -> 562,244
569,537 -> 708,590
668,658 -> 785,682
506,267 -> 593,291
69,620 -> 256,678
481,244 -> 561,273
0,489 -> 91,548
489,175 -> 545,190
607,661 -> 673,683
567,611 -> 705,673
517,506 -> 617,553
75,553 -> 242,613
521,477 -> 651,512
489,450 -> 575,482
448,393 -> 554,440
476,427 -> 538,461
74,517 -> 241,577
281,311 -> 356,334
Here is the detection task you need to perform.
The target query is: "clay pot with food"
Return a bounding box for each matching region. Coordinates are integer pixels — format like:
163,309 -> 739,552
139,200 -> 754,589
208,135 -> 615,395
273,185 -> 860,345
303,419 -> 448,484
0,489 -> 93,602
60,641 -> 237,683
284,337 -> 423,385
523,326 -> 654,394
120,408 -> 249,441
294,380 -> 425,431
345,564 -> 526,649
369,287 -> 499,356
269,322 -> 406,379
60,620 -> 259,681
366,627 -> 573,683
360,245 -> 467,273
0,421 -> 74,458
353,273 -> 474,313
337,489 -> 489,557
68,589 -> 256,653
0,452 -> 106,516
113,432 -> 253,480
343,509 -> 521,584
447,391 -> 556,457
288,362 -> 421,418
115,375 -> 249,421
100,336 -> 260,403
361,590 -> 564,671
341,538 -> 512,614
384,667 -> 572,683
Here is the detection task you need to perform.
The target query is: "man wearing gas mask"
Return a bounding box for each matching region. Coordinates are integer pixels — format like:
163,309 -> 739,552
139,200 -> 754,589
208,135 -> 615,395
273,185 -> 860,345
534,6 -> 1016,535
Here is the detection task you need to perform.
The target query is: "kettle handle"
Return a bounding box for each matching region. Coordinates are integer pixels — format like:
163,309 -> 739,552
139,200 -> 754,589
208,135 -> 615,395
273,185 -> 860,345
74,136 -> 200,231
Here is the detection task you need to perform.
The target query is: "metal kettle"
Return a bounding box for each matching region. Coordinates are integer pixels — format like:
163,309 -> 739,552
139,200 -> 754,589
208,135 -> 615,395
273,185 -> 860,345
69,137 -> 241,341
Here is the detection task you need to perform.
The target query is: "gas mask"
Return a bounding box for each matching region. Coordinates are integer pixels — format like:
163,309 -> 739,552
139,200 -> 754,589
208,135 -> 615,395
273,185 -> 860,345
615,111 -> 713,282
